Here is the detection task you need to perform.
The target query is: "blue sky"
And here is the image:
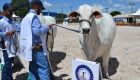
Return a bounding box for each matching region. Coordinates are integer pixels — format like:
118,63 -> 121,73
0,0 -> 140,14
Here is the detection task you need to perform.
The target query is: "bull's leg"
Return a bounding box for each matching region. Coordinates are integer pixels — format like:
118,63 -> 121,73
79,33 -> 84,46
102,52 -> 110,79
81,48 -> 87,60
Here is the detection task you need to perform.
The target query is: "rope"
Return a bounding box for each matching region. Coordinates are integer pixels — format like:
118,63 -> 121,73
46,27 -> 54,53
79,19 -> 92,27
51,28 -> 54,52
46,26 -> 55,80
8,33 -> 18,55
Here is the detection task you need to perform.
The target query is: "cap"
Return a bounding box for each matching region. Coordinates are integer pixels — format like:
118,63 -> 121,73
31,0 -> 45,10
3,3 -> 13,11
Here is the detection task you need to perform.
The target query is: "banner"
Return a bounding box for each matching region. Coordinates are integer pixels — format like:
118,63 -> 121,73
72,58 -> 103,80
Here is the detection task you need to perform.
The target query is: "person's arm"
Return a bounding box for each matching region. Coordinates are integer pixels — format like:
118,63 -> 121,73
0,23 -> 15,37
32,16 -> 50,36
0,30 -> 15,37
0,22 -> 6,37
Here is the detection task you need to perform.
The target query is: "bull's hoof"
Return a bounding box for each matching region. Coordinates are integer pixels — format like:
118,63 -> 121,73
103,73 -> 110,80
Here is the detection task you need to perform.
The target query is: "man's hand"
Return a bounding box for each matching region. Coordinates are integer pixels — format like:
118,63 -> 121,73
47,24 -> 55,28
6,30 -> 15,36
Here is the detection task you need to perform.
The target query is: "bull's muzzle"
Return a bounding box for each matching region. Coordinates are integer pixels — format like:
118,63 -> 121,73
82,28 -> 90,34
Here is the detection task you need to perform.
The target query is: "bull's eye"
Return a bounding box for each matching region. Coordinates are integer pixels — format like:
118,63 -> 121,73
78,14 -> 80,17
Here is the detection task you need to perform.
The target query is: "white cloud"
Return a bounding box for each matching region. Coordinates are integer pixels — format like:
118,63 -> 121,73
108,8 -> 115,12
106,0 -> 140,4
107,0 -> 113,4
120,0 -> 140,2
114,4 -> 131,10
113,3 -> 135,13
93,4 -> 104,9
92,4 -> 114,13
90,0 -> 140,3
43,1 -> 53,7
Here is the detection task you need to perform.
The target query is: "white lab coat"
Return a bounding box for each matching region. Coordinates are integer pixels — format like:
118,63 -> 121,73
19,13 -> 48,61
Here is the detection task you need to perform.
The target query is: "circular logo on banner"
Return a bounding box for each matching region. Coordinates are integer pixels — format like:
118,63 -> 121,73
75,65 -> 94,80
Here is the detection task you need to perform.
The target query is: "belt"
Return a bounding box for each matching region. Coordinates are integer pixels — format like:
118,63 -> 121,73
33,43 -> 43,52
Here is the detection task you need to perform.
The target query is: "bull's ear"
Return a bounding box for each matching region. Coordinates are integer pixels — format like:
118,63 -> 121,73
69,12 -> 79,19
90,11 -> 102,19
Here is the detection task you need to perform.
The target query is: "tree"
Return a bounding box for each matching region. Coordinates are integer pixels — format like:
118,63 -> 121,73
56,13 -> 67,19
110,11 -> 121,16
11,0 -> 30,18
55,13 -> 67,23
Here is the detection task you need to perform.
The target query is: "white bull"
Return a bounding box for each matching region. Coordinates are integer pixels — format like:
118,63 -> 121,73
70,5 -> 116,79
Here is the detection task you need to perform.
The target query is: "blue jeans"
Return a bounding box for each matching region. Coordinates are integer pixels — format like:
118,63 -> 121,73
29,51 -> 52,80
2,50 -> 14,80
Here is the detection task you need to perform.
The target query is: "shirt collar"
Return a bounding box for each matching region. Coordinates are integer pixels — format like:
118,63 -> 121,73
3,16 -> 14,24
29,9 -> 37,15
3,16 -> 9,22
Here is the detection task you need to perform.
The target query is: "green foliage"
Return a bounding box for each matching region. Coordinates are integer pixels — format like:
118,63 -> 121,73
110,11 -> 121,16
11,0 -> 30,18
56,13 -> 67,18
55,13 -> 67,23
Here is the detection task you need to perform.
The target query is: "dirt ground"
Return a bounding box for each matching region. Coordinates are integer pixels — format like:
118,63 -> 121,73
0,24 -> 140,80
